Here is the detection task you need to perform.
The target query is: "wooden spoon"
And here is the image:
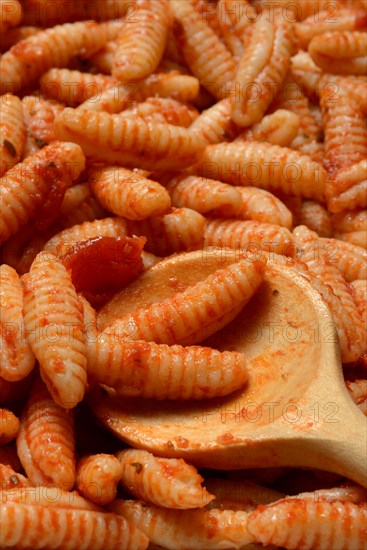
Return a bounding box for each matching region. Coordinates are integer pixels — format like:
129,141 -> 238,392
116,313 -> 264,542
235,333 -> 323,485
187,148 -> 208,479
90,250 -> 367,487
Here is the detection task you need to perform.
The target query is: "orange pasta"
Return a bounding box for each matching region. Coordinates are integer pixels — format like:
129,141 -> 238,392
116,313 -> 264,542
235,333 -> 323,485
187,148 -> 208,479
120,97 -> 198,127
16,379 -> 76,489
113,0 -> 170,81
189,99 -> 238,145
198,141 -> 327,202
309,30 -> 367,75
320,237 -> 367,282
296,7 -> 367,49
103,256 -> 266,345
0,502 -> 149,549
79,72 -> 200,113
0,94 -> 25,176
170,0 -> 236,100
321,84 -> 367,176
58,183 -> 107,229
296,200 -> 332,237
20,0 -> 130,26
76,454 -> 122,506
43,217 -> 129,257
234,187 -> 293,229
231,15 -> 293,127
22,95 -> 64,148
237,109 -> 300,148
0,142 -> 85,244
0,463 -> 31,489
165,175 -> 242,217
40,69 -> 117,106
0,264 -> 35,382
326,160 -> 367,213
117,449 -> 214,508
0,408 -> 19,445
204,219 -> 294,256
22,253 -> 87,408
110,499 -> 253,549
0,0 -> 21,34
0,20 -> 110,94
54,107 -> 206,170
125,208 -> 205,256
247,499 -> 367,549
0,485 -> 102,511
89,165 -> 171,220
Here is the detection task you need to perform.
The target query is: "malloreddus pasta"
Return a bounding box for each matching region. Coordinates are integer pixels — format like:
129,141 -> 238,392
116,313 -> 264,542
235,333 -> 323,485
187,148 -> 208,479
0,0 -> 366,548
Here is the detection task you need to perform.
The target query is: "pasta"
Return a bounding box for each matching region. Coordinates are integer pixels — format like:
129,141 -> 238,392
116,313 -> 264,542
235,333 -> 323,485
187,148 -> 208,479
110,499 -> 254,549
0,463 -> 32,489
204,219 -> 295,256
120,97 -> 199,127
296,200 -> 332,237
0,264 -> 35,381
247,499 -> 367,549
43,217 -> 129,257
294,225 -> 366,362
272,76 -> 324,163
0,0 -> 21,34
309,31 -> 367,75
0,503 -> 149,549
125,208 -> 206,256
117,449 -> 214,508
0,408 -> 19,445
16,379 -> 76,489
85,328 -> 249,400
0,93 -> 25,176
78,72 -> 200,113
22,252 -> 87,408
76,454 -> 122,506
231,15 -> 293,127
170,0 -> 236,100
58,183 -> 107,229
21,95 -> 64,150
189,99 -> 238,145
113,0 -> 170,82
165,175 -> 242,217
233,187 -> 293,228
0,485 -> 102,511
103,256 -> 267,345
236,109 -> 300,148
20,0 -> 130,26
40,68 -> 117,107
346,379 -> 367,415
326,160 -> 367,213
296,7 -> 367,49
216,0 -> 256,57
0,1 -> 366,547
88,165 -> 171,220
0,142 -> 85,244
198,141 -> 327,202
0,20 -> 110,94
54,107 -> 206,169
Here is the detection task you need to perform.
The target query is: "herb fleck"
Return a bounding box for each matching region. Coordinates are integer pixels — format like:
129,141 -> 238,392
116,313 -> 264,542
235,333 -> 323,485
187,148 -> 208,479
35,137 -> 47,148
9,475 -> 19,485
131,462 -> 143,474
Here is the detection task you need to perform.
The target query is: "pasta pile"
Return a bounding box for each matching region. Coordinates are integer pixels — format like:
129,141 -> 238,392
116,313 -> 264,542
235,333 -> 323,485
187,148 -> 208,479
0,0 -> 366,548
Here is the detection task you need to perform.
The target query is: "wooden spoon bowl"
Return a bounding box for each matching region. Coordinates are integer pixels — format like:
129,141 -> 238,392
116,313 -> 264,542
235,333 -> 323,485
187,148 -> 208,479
90,250 -> 367,487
